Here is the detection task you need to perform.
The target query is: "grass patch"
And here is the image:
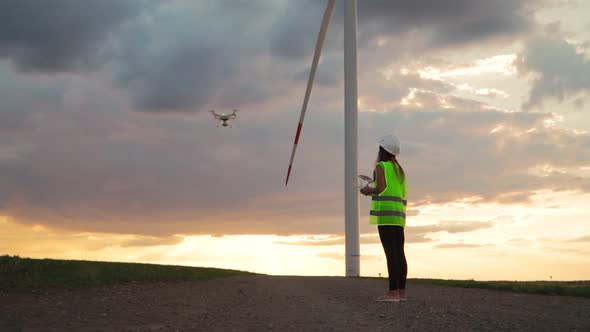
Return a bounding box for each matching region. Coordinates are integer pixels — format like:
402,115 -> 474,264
0,255 -> 252,292
3,256 -> 588,298
409,278 -> 590,298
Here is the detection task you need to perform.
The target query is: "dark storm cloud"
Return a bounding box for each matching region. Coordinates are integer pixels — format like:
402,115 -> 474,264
117,43 -> 232,111
0,0 -> 150,72
271,0 -> 537,59
0,68 -> 64,129
1,1 -> 589,238
114,1 -> 290,112
293,54 -> 343,87
0,0 -> 291,113
518,26 -> 590,110
269,0 -> 328,60
2,88 -> 590,237
0,0 -> 540,114
355,0 -> 535,47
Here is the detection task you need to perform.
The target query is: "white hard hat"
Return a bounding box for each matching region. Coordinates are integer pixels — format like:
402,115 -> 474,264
379,134 -> 401,155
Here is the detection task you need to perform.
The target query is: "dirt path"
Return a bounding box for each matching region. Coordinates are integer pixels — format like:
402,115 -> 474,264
1,275 -> 589,331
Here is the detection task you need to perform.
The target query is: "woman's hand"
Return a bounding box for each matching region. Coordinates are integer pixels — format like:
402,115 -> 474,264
360,186 -> 372,196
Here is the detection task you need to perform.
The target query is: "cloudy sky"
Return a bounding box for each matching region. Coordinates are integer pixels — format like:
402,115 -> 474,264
1,0 -> 589,280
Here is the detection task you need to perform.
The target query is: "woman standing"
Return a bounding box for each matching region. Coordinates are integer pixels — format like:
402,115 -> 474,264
360,134 -> 408,302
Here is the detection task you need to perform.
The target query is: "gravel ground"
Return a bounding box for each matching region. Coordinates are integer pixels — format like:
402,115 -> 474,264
1,275 -> 589,331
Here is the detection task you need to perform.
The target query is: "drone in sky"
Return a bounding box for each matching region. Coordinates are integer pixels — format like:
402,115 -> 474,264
210,109 -> 237,128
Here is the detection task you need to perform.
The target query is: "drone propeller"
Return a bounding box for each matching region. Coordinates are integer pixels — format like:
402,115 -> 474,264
209,110 -> 223,120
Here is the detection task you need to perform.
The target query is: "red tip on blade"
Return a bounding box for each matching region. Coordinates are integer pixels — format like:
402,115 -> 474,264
285,165 -> 292,186
294,123 -> 303,145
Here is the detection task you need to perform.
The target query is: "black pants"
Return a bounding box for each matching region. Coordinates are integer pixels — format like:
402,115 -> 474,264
378,225 -> 407,290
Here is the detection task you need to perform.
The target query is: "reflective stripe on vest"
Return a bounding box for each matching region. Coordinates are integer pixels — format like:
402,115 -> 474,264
371,196 -> 407,205
370,210 -> 406,217
370,161 -> 407,227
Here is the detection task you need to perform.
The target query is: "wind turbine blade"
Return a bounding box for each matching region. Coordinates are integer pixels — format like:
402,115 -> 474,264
286,0 -> 336,186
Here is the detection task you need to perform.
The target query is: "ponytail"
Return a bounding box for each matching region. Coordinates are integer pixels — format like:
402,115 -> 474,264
377,146 -> 405,183
392,155 -> 405,184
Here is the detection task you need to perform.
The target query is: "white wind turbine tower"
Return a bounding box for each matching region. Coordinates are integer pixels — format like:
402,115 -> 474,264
285,0 -> 360,277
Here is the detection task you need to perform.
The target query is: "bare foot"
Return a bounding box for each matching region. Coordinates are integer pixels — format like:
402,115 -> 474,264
399,289 -> 407,301
376,290 -> 400,302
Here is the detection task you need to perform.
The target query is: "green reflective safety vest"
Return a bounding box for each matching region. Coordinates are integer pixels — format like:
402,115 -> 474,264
369,161 -> 407,227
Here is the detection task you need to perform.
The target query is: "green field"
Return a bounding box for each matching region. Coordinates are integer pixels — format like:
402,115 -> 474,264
1,256 -> 588,298
0,255 -> 251,292
409,278 -> 590,298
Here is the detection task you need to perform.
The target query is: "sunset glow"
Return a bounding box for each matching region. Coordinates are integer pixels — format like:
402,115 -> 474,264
1,0 -> 589,282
